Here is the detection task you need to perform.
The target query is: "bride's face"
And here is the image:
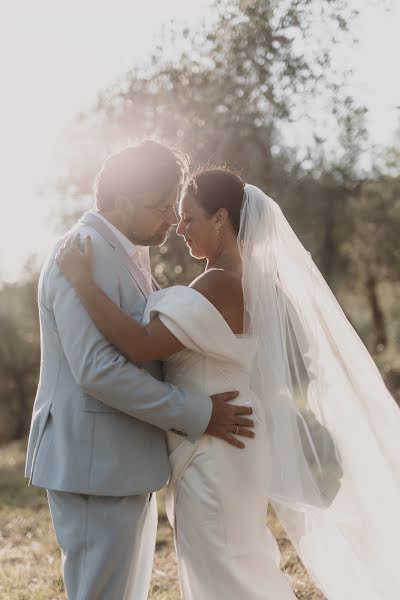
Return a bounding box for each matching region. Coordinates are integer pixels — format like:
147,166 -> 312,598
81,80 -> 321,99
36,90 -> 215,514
176,192 -> 219,259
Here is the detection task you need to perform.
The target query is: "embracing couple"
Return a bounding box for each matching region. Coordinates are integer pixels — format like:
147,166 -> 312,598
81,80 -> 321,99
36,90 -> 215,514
25,140 -> 400,600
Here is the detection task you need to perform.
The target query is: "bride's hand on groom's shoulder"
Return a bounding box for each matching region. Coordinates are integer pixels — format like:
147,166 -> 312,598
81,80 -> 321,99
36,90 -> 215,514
56,232 -> 94,287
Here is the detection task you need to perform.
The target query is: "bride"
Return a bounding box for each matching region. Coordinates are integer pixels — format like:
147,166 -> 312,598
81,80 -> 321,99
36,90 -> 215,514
57,167 -> 400,599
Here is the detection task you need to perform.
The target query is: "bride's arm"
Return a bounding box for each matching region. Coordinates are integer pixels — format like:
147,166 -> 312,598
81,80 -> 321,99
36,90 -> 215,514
56,233 -> 184,362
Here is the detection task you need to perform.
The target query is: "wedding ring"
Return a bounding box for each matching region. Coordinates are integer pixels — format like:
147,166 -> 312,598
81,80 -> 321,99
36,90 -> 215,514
235,425 -> 239,434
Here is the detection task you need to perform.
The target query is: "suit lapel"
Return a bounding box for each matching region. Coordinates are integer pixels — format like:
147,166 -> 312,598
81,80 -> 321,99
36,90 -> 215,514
79,212 -> 150,300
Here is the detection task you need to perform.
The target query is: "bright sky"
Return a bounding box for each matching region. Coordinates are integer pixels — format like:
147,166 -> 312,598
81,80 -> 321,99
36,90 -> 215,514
0,0 -> 399,283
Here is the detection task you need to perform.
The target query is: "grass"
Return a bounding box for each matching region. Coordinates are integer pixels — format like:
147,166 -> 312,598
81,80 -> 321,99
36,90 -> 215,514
0,440 -> 324,600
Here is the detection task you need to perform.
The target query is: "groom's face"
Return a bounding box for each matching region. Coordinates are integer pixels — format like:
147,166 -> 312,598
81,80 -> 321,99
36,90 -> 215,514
123,184 -> 179,247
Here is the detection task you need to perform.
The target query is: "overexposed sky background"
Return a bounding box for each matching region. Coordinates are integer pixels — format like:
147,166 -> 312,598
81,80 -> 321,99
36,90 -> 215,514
0,0 -> 399,283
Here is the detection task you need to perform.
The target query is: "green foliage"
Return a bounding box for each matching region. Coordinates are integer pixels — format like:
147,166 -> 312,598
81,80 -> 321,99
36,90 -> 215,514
58,0 -> 360,286
0,278 -> 40,443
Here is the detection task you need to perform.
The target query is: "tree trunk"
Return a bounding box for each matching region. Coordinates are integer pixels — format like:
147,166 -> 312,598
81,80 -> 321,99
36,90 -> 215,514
365,274 -> 387,353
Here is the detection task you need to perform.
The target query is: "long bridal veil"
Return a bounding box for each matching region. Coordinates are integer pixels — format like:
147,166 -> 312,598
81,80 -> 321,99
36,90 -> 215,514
239,184 -> 400,599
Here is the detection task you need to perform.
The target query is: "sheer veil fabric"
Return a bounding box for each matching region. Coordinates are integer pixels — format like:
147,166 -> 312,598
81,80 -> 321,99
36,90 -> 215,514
239,184 -> 400,599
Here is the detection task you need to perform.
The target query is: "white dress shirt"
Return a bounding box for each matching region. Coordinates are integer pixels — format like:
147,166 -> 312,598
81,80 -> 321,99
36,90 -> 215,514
90,210 -> 153,295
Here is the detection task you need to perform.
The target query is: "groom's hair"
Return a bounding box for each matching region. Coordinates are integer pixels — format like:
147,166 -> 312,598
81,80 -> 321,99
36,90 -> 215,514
94,140 -> 189,211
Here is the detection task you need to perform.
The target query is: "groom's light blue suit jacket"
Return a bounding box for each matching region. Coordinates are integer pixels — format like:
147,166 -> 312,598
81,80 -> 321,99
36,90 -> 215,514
25,212 -> 212,496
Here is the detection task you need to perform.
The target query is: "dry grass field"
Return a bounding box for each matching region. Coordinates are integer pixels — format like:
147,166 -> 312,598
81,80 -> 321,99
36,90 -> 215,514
0,440 -> 324,600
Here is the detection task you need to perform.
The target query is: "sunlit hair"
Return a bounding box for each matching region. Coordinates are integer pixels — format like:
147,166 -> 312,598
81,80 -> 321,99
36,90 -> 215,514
184,165 -> 245,235
94,140 -> 190,211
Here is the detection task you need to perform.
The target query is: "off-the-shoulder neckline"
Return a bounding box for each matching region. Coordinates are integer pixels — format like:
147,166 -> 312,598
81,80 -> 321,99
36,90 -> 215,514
153,285 -> 245,342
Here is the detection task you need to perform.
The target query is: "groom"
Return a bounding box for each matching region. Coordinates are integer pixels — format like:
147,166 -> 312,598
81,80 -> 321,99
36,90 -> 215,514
25,140 -> 254,599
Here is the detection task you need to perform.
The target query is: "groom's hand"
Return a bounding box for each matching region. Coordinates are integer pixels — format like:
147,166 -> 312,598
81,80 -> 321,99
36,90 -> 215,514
205,392 -> 255,449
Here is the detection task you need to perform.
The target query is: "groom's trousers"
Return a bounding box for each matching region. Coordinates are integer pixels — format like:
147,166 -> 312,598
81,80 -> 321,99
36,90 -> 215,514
47,489 -> 158,600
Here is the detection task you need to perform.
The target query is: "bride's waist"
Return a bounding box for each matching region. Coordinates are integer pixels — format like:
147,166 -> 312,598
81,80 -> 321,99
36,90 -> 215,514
164,363 -> 264,416
171,375 -> 263,419
166,385 -> 265,455
171,378 -> 257,404
165,365 -> 252,393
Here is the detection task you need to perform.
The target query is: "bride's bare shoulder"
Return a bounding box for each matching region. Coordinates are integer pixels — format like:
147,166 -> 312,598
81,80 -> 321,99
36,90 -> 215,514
190,268 -> 241,293
189,270 -> 243,331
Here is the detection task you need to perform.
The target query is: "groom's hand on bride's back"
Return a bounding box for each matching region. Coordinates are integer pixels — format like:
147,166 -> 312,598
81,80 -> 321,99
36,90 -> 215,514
206,392 -> 255,449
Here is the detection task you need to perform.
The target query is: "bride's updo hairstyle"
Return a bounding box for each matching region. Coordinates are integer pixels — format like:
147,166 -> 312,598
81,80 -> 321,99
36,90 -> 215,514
184,166 -> 245,235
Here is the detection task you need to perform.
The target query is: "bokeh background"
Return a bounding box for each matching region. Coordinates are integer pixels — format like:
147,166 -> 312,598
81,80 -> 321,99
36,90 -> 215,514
0,1 -> 399,598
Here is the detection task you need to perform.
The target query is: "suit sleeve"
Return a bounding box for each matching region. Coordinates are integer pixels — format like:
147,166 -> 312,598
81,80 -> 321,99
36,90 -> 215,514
47,236 -> 212,443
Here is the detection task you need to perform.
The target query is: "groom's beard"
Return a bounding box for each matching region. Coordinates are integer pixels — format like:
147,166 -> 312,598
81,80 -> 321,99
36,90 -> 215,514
149,227 -> 170,246
131,225 -> 171,247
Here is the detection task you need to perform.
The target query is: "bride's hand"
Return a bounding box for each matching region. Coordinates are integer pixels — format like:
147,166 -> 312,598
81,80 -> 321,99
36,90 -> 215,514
56,233 -> 94,287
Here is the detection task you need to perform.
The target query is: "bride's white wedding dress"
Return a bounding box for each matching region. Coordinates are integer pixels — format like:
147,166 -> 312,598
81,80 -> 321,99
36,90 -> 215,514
144,285 -> 297,600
